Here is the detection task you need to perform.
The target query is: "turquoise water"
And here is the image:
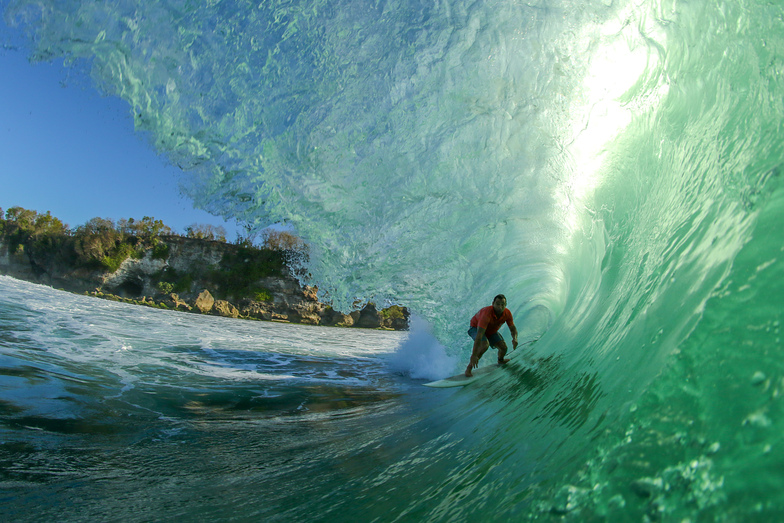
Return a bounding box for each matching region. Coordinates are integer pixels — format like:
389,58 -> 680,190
2,0 -> 784,520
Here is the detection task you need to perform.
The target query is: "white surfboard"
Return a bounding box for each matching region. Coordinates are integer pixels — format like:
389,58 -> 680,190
422,338 -> 539,388
423,363 -> 503,388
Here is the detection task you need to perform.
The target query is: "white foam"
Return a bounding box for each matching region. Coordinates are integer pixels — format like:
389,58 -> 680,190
387,317 -> 458,381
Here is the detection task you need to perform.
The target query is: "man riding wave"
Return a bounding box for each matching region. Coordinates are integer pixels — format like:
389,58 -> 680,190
465,294 -> 518,377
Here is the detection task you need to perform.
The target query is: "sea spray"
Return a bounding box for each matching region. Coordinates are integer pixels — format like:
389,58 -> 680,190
387,316 -> 458,381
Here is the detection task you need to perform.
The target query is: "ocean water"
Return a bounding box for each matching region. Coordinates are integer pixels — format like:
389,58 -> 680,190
2,0 -> 784,520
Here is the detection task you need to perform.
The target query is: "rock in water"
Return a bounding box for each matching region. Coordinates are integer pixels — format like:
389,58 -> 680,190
355,303 -> 382,329
213,300 -> 239,318
194,290 -> 215,313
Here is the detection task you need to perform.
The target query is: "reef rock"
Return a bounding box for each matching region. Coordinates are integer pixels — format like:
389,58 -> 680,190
212,300 -> 239,318
355,303 -> 383,329
194,290 -> 215,313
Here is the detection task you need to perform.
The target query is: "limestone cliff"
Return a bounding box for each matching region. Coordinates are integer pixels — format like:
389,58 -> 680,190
0,236 -> 408,330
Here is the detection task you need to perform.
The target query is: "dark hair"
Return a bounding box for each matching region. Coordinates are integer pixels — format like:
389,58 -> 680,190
493,294 -> 506,304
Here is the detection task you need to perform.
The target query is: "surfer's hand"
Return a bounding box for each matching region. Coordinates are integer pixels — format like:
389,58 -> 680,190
469,354 -> 479,369
512,338 -> 518,350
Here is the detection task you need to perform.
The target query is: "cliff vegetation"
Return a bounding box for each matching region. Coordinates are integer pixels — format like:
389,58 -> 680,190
0,206 -> 408,330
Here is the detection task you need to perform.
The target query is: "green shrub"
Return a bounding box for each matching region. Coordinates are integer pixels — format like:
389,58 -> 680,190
101,243 -> 135,272
157,281 -> 175,294
174,274 -> 194,293
154,267 -> 194,294
380,305 -> 406,320
151,242 -> 170,260
254,288 -> 273,302
210,245 -> 286,300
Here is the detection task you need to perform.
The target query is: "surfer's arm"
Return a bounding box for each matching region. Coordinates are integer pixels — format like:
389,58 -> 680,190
509,323 -> 519,349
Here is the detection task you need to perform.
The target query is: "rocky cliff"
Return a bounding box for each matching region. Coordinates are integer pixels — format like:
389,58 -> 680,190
0,236 -> 408,330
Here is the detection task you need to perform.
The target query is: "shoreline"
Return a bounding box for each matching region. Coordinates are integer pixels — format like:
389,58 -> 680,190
82,287 -> 403,330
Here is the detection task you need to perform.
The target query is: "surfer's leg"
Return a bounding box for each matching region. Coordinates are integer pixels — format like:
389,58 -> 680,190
476,339 -> 490,360
465,339 -> 489,376
466,328 -> 490,377
491,334 -> 510,365
497,342 -> 510,365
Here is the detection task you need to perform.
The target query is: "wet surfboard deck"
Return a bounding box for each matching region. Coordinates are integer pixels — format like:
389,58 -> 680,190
423,362 -> 503,388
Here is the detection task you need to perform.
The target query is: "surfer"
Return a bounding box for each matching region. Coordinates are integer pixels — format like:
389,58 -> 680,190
465,294 -> 518,377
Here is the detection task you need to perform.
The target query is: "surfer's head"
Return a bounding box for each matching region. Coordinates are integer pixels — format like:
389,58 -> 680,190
492,294 -> 507,314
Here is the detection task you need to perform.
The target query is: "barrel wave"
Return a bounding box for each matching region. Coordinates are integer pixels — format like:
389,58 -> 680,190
2,0 -> 784,520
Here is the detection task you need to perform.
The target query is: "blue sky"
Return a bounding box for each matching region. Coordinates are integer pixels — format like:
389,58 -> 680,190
0,49 -> 240,238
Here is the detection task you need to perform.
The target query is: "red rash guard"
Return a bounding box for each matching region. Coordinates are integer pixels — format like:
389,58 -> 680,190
470,306 -> 514,337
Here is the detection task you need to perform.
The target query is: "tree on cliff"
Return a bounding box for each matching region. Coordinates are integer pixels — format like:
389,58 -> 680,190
73,216 -> 173,271
73,217 -> 125,269
185,223 -> 227,242
3,207 -> 68,237
117,217 -> 173,242
261,229 -> 307,253
1,207 -> 69,257
1,206 -> 308,276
